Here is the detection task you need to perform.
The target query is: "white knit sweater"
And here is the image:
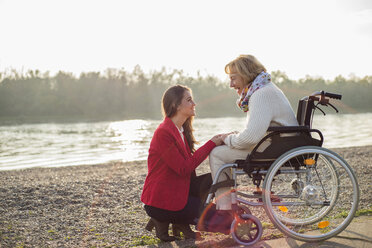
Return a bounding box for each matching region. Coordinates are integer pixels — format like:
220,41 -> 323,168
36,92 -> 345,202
224,83 -> 298,150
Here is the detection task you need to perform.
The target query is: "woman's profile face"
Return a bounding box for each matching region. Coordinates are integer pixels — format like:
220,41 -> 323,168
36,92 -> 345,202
229,72 -> 246,95
177,90 -> 196,117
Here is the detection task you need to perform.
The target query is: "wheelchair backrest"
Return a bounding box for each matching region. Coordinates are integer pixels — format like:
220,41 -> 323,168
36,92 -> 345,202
296,98 -> 315,128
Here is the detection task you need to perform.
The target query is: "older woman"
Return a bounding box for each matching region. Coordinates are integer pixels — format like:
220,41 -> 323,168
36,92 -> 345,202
205,55 -> 298,233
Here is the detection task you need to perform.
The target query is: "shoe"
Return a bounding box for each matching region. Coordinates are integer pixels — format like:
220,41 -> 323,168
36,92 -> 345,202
197,210 -> 233,235
144,218 -> 176,242
172,223 -> 201,240
196,203 -> 217,232
200,203 -> 217,223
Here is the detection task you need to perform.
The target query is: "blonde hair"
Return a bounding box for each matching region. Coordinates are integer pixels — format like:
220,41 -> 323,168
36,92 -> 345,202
225,55 -> 267,85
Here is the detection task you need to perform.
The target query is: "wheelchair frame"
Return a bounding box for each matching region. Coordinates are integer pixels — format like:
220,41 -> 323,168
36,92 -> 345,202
201,91 -> 360,246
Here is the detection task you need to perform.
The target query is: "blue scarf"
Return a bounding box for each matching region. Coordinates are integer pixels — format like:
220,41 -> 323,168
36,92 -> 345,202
237,71 -> 271,112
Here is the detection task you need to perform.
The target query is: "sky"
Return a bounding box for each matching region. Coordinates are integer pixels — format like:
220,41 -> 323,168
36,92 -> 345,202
0,0 -> 371,81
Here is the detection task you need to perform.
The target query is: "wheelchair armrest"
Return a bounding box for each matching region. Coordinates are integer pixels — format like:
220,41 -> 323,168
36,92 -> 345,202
267,125 -> 310,132
243,125 -> 323,173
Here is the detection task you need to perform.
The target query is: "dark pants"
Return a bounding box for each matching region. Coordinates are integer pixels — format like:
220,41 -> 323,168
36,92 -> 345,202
144,173 -> 212,224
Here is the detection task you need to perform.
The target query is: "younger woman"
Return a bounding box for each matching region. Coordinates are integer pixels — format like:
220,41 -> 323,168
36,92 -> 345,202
141,85 -> 224,241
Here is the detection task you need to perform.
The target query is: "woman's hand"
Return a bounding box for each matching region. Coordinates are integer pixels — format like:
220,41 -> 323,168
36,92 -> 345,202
220,131 -> 238,143
211,135 -> 224,146
211,131 -> 239,146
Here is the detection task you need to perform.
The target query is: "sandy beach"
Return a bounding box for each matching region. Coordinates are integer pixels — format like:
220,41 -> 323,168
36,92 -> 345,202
0,145 -> 371,247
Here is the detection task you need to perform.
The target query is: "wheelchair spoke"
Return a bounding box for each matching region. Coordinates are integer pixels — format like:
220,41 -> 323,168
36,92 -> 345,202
314,166 -> 329,201
248,233 -> 253,240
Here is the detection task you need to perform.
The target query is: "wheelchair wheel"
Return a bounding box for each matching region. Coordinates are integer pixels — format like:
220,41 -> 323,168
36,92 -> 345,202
236,204 -> 252,216
262,146 -> 359,242
231,213 -> 262,246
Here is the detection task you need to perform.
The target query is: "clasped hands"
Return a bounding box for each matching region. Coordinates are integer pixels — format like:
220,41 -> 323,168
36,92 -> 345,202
211,131 -> 238,146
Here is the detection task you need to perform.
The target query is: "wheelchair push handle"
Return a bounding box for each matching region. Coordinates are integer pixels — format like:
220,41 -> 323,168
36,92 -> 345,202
323,91 -> 342,100
308,91 -> 342,100
301,91 -> 342,102
307,91 -> 341,113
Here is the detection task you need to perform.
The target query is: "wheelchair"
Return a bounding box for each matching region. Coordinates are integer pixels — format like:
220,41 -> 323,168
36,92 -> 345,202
201,91 -> 360,246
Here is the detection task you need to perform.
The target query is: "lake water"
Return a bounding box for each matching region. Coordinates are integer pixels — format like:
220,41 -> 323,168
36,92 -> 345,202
1,113 -> 372,171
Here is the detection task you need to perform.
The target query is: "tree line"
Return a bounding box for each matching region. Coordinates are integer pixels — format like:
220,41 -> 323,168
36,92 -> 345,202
0,67 -> 371,123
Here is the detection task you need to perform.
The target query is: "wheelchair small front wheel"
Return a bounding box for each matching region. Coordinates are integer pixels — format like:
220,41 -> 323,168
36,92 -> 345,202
231,213 -> 263,246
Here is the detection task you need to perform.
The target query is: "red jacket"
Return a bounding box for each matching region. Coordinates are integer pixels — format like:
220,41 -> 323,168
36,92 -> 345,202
141,117 -> 216,211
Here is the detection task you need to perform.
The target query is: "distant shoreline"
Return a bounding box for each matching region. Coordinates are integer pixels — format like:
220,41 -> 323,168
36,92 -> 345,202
0,145 -> 371,247
1,111 -> 371,126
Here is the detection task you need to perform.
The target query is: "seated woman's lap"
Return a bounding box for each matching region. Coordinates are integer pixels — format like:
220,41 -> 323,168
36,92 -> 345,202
209,145 -> 250,179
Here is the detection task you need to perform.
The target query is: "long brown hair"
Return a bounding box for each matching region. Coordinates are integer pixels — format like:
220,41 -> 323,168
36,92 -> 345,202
161,85 -> 197,152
